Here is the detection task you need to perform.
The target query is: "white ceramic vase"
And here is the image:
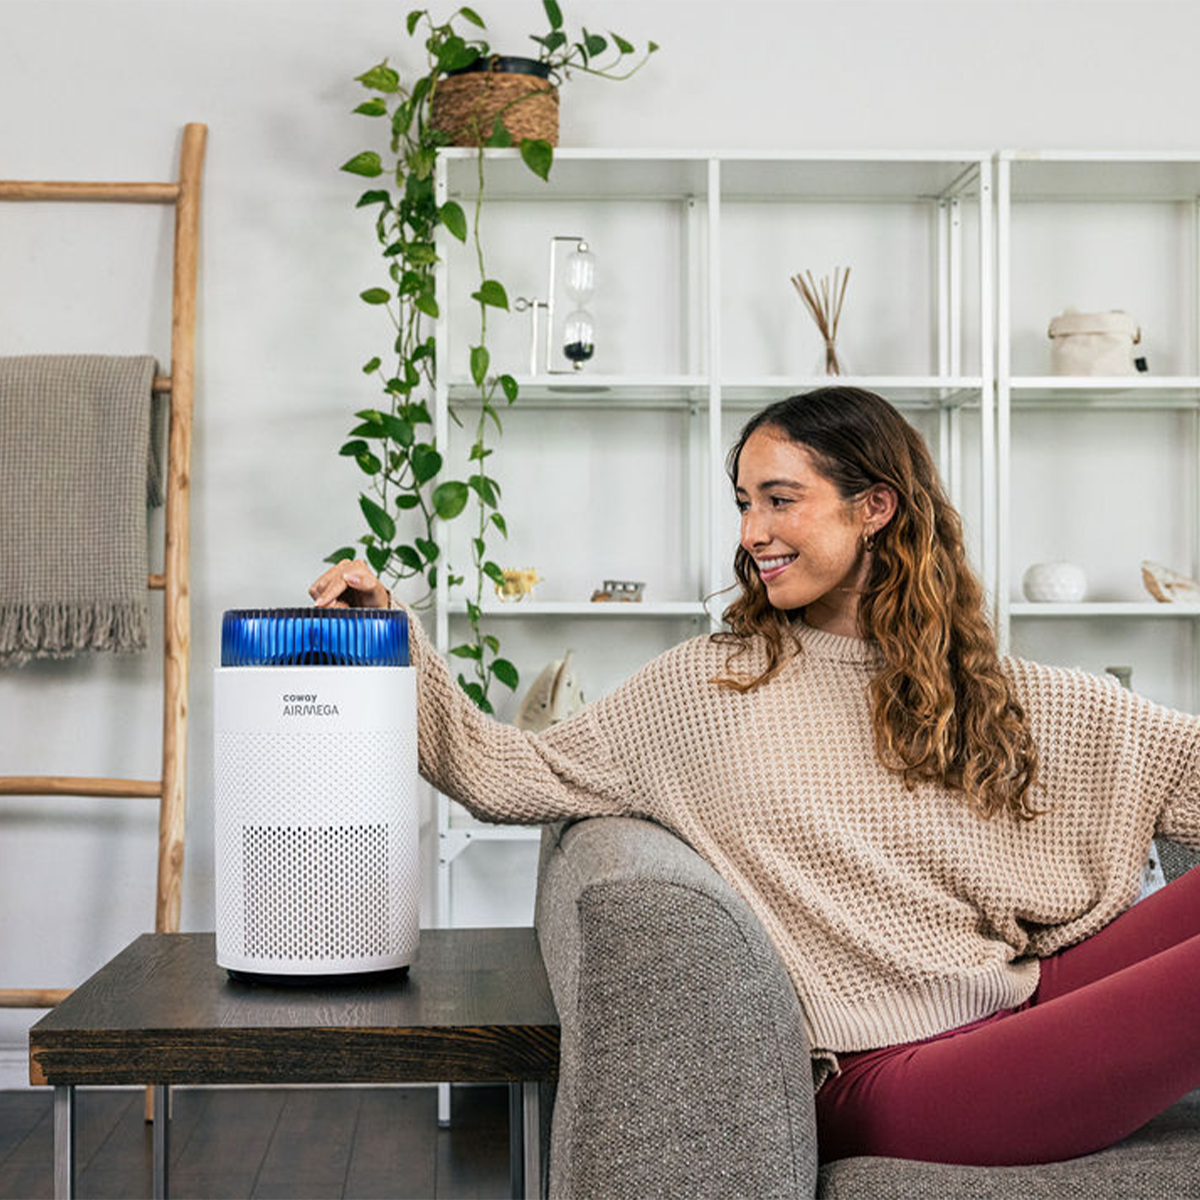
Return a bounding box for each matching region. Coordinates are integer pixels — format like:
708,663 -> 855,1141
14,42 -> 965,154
1022,561 -> 1088,603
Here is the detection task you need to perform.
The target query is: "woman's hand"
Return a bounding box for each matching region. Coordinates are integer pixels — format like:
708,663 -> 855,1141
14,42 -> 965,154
308,559 -> 390,610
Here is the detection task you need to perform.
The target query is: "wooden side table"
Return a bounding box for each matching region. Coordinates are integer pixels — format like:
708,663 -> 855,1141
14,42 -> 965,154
29,929 -> 559,1199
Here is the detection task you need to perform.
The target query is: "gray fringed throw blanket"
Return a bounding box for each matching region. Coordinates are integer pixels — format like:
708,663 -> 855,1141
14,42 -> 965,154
0,355 -> 165,666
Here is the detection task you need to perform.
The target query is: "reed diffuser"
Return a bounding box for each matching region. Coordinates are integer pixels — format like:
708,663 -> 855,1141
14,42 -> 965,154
791,267 -> 850,375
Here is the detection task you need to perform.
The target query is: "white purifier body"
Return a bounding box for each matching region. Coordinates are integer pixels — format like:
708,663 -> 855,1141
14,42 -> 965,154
214,608 -> 418,981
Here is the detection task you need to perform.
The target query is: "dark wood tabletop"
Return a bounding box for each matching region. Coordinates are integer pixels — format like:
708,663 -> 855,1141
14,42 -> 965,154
29,929 -> 560,1088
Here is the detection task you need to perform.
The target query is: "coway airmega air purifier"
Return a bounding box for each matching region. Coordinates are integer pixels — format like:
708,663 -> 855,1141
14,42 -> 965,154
214,608 -> 417,983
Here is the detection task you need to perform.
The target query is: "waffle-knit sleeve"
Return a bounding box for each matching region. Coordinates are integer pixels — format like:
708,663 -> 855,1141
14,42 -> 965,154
396,599 -> 641,824
1012,658 -> 1200,853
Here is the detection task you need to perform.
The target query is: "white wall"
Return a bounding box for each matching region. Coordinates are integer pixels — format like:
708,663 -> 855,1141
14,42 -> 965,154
4,0 -> 1200,1082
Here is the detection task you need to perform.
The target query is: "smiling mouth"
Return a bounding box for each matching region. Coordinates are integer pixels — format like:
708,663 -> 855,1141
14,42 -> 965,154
757,554 -> 797,582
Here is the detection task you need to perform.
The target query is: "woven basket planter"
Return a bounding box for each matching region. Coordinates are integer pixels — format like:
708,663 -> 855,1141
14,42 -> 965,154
432,56 -> 559,147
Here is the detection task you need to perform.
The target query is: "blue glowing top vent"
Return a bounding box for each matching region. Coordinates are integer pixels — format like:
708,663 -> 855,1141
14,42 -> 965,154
221,608 -> 409,667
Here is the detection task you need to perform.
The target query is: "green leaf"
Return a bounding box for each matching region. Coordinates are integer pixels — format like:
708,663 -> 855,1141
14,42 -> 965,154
349,421 -> 387,439
406,9 -> 423,35
440,200 -> 468,242
499,374 -> 518,403
411,444 -> 443,485
407,399 -> 433,425
471,279 -> 509,310
414,291 -> 439,319
354,97 -> 388,116
541,30 -> 567,53
342,151 -> 384,178
611,31 -> 634,54
356,63 -> 400,92
366,544 -> 390,574
469,473 -> 500,507
490,512 -> 508,538
360,494 -> 396,542
324,546 -> 356,565
468,440 -> 492,462
520,138 -> 553,181
482,560 -> 506,585
395,493 -> 421,510
470,344 -> 490,386
427,565 -> 438,589
432,480 -> 469,519
491,657 -> 519,690
410,147 -> 436,180
355,189 -> 391,207
415,537 -> 439,562
472,537 -> 486,558
396,544 -> 423,570
482,634 -> 500,653
484,118 -> 513,148
543,0 -> 563,30
451,643 -> 483,660
380,413 -> 413,446
356,451 -> 382,475
360,287 -> 391,305
459,5 -> 485,28
583,31 -> 607,57
362,356 -> 382,374
339,439 -> 369,457
649,41 -> 660,52
465,600 -> 481,624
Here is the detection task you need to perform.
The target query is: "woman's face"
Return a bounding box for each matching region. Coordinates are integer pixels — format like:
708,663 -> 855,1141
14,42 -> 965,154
735,427 -> 874,634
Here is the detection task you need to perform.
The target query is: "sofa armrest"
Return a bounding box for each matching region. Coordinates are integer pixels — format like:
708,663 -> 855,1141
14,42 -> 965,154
534,816 -> 818,1200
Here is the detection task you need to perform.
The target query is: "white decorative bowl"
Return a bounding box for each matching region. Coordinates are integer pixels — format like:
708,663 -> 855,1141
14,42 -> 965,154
1022,561 -> 1088,603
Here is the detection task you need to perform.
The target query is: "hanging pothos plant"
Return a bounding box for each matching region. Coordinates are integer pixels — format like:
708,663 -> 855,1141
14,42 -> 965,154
328,2 -> 656,714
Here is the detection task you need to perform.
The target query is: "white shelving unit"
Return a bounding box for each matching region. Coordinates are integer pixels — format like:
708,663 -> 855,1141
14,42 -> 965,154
428,148 -> 993,928
996,152 -> 1200,699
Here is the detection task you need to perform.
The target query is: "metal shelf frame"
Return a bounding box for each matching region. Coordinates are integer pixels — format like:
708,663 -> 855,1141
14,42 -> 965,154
429,148 -> 994,932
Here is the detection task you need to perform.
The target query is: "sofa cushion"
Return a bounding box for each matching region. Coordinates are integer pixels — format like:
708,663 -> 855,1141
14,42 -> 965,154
817,1089 -> 1200,1199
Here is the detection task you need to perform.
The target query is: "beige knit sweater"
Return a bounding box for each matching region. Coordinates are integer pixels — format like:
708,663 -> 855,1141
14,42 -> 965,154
399,604 -> 1200,1082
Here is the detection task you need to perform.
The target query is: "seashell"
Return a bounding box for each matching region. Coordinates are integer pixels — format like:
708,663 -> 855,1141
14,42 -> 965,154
515,650 -> 585,733
1021,562 -> 1087,603
1141,560 -> 1200,604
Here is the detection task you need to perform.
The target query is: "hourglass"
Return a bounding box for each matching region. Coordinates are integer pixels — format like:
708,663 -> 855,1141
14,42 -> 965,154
514,236 -> 597,374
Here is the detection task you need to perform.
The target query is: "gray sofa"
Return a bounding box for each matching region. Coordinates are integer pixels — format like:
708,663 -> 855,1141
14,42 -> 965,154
534,816 -> 1200,1199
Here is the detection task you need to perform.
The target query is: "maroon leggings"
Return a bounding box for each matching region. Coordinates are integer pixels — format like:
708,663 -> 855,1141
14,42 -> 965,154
815,864 -> 1200,1166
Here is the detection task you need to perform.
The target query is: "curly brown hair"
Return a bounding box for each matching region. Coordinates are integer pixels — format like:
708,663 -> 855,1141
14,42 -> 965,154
711,387 -> 1043,822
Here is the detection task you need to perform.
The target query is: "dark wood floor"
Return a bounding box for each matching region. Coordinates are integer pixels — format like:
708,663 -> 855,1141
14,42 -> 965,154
0,1085 -> 510,1199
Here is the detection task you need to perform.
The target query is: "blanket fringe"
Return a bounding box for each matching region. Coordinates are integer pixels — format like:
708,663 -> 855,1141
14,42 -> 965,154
0,601 -> 149,667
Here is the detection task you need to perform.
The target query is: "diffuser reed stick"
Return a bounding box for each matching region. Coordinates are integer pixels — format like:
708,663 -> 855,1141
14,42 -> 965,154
791,267 -> 850,375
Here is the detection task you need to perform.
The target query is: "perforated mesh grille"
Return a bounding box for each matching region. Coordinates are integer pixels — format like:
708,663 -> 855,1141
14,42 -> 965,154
242,823 -> 390,960
215,727 -> 419,968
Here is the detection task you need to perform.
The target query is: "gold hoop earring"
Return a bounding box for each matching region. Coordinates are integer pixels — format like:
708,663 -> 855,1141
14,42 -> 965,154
863,528 -> 876,552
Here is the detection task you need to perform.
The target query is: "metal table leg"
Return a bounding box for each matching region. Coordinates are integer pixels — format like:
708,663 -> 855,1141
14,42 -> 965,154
510,1083 -> 543,1198
152,1085 -> 170,1199
54,1086 -> 74,1200
523,1081 -> 542,1200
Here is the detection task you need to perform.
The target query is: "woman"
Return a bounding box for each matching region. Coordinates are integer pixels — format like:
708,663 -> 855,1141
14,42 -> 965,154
309,386 -> 1200,1167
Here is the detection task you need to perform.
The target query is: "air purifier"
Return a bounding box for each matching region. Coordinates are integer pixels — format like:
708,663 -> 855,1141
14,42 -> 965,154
214,607 -> 418,982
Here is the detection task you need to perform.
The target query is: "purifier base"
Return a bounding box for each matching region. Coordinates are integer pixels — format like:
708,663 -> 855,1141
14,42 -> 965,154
226,965 -> 410,987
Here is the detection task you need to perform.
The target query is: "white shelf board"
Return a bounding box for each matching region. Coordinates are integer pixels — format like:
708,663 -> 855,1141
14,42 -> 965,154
446,375 -> 708,408
442,824 -> 543,842
447,374 -> 986,410
1001,151 -> 1200,201
722,376 -> 984,409
1009,377 -> 1200,409
441,148 -> 989,202
443,149 -> 709,200
1011,602 -> 1200,618
446,600 -> 711,618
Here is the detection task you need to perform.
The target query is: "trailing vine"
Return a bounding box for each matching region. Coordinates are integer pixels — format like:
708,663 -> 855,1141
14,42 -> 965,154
330,2 -> 656,713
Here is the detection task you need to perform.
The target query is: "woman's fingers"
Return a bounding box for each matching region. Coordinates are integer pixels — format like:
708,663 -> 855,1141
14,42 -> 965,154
308,560 -> 386,608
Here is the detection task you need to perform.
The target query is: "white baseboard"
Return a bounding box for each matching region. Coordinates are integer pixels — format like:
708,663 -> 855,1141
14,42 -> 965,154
0,1042 -> 31,1090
